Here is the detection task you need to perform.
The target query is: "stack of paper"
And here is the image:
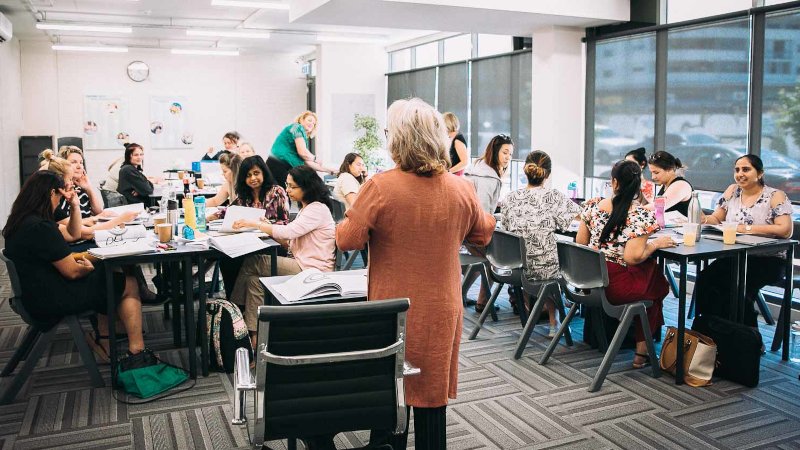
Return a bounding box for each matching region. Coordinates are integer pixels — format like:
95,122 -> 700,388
209,233 -> 269,258
89,240 -> 158,259
94,225 -> 150,248
220,206 -> 266,233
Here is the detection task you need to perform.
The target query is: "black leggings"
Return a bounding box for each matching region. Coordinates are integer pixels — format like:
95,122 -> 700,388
266,156 -> 292,190
694,256 -> 785,326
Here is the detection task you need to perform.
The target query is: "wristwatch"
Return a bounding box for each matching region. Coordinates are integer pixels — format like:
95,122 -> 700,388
745,224 -> 752,233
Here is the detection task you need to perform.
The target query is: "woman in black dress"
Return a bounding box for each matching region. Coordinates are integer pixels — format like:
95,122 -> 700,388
117,143 -> 159,205
3,171 -> 145,362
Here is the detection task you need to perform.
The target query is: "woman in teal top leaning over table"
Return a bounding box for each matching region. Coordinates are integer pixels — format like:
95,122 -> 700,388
268,111 -> 337,188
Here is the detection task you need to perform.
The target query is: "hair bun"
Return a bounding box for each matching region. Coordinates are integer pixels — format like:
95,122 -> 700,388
40,149 -> 54,160
524,162 -> 544,178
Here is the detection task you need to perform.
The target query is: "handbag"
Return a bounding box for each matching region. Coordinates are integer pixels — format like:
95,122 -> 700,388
115,349 -> 191,401
692,315 -> 762,387
659,326 -> 716,387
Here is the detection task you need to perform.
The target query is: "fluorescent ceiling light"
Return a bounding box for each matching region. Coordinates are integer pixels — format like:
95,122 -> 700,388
171,48 -> 239,56
210,0 -> 289,9
52,45 -> 128,53
37,23 -> 133,33
317,35 -> 386,44
186,29 -> 270,39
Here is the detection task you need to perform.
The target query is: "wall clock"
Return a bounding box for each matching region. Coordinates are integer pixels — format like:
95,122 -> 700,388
127,61 -> 149,82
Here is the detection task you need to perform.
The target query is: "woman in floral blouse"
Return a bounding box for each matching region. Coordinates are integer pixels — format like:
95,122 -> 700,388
696,154 -> 792,327
501,150 -> 581,336
577,160 -> 676,368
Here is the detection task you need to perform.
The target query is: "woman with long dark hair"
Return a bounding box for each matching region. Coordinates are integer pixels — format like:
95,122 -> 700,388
333,152 -> 366,210
3,171 -> 145,362
626,147 -> 655,204
117,143 -> 158,204
231,165 -> 335,342
576,160 -> 676,368
648,150 -> 692,216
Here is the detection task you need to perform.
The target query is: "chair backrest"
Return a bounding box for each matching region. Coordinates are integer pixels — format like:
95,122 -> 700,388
792,221 -> 800,254
0,249 -> 36,325
100,189 -> 127,208
252,298 -> 410,443
331,199 -> 346,223
485,229 -> 525,277
556,241 -> 615,312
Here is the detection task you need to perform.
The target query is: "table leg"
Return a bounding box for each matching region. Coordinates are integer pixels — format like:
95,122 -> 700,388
676,259 -> 687,385
737,253 -> 748,323
782,245 -> 794,360
105,263 -> 118,388
170,261 -> 182,347
183,256 -> 197,379
270,247 -> 278,277
197,256 -> 209,377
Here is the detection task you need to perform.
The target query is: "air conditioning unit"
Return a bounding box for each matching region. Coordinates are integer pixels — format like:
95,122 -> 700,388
0,12 -> 12,43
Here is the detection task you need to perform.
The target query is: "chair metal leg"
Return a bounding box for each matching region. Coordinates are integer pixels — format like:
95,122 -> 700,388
772,305 -> 784,352
171,261 -> 182,347
637,306 -> 661,380
64,315 -> 104,388
556,288 -> 574,347
468,282 -> 503,340
343,250 -> 359,270
0,327 -> 56,405
1,326 -> 39,377
540,303 -> 579,365
665,265 -> 679,298
513,284 -> 548,359
590,308 -> 634,392
756,291 -> 776,325
461,264 -> 479,306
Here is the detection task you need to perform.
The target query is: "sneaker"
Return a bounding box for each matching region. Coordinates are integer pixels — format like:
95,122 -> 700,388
548,325 -> 558,338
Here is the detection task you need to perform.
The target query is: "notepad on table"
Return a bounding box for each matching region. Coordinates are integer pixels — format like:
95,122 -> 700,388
89,240 -> 158,259
220,205 -> 265,233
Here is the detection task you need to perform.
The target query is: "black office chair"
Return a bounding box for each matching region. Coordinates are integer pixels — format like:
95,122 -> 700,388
232,299 -> 417,448
539,241 -> 660,392
468,230 -> 526,340
0,249 -> 104,405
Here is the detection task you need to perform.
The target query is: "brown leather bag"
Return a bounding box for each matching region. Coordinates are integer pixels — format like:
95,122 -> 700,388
659,326 -> 716,387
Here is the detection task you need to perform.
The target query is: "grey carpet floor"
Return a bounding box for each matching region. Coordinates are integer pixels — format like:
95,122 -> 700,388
1,263 -> 799,450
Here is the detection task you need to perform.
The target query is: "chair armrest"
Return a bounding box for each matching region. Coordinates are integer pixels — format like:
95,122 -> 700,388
232,348 -> 255,425
403,361 -> 421,377
261,340 -> 404,366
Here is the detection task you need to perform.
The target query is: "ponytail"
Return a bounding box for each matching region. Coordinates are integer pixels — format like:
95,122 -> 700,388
600,160 -> 642,243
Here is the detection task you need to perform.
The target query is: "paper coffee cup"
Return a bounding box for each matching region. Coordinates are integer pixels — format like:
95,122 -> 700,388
156,223 -> 172,243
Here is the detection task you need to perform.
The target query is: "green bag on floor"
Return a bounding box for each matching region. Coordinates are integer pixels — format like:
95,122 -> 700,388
115,349 -> 190,400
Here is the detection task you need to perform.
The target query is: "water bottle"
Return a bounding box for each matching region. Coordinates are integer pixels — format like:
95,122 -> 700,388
167,200 -> 179,236
791,322 -> 800,363
567,181 -> 578,200
194,195 -> 207,232
654,196 -> 665,228
688,191 -> 702,237
183,193 -> 197,231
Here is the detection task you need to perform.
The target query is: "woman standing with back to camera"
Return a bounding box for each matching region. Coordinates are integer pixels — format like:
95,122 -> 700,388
337,98 -> 495,448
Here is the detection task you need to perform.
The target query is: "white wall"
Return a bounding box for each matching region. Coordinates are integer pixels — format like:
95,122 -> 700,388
20,42 -> 307,182
530,26 -> 586,194
315,42 -> 387,168
0,38 -> 23,227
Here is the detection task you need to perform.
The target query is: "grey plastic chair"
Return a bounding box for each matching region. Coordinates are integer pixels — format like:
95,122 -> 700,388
539,241 -> 660,392
459,251 -> 493,314
0,249 -> 104,405
513,278 -> 574,359
468,230 -> 526,340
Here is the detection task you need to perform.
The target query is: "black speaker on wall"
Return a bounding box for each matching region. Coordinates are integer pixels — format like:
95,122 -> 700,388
19,135 -> 54,186
57,136 -> 83,150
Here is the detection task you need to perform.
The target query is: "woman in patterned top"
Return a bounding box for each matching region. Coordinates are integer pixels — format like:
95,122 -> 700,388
57,146 -> 104,218
577,160 -> 676,368
501,150 -> 580,336
696,155 -> 792,327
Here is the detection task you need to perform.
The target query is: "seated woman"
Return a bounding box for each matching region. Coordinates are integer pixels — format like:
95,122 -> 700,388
57,146 -> 104,219
333,152 -> 366,210
3,171 -> 145,362
117,143 -> 160,205
648,150 -> 692,216
501,150 -> 581,336
203,131 -> 240,161
443,112 -> 468,176
577,160 -> 676,368
237,142 -> 256,159
696,154 -> 792,328
230,165 -> 336,345
625,147 -> 655,205
205,152 -> 242,209
464,134 -> 513,312
218,155 -> 290,299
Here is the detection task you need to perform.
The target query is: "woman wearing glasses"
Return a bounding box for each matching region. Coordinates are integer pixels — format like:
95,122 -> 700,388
337,98 -> 495,447
3,171 -> 145,363
648,150 -> 692,216
268,111 -> 337,188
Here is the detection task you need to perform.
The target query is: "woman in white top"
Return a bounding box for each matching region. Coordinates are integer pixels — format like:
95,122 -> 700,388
206,152 -> 242,210
334,152 -> 367,210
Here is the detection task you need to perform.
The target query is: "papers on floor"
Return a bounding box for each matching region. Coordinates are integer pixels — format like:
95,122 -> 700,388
94,225 -> 149,247
88,239 -> 158,259
271,268 -> 368,302
209,233 -> 270,258
220,205 -> 265,232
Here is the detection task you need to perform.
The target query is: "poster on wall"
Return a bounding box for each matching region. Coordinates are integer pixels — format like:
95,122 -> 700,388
83,95 -> 130,150
150,96 -> 193,149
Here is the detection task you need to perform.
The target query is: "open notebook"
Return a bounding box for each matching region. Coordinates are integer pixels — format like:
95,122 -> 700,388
271,269 -> 368,302
88,240 -> 158,259
208,233 -> 270,258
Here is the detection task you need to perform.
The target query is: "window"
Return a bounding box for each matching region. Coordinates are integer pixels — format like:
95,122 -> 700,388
389,49 -> 411,72
387,68 -> 436,107
477,34 -> 513,57
591,34 -> 656,177
443,34 -> 471,63
666,0 -> 751,23
438,63 -> 469,146
761,9 -> 800,201
414,42 -> 439,69
665,19 -> 750,193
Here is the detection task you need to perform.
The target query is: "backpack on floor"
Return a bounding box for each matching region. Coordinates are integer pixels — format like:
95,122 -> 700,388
201,299 -> 253,373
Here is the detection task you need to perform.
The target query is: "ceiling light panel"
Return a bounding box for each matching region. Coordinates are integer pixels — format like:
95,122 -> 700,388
171,48 -> 240,56
186,29 -> 270,39
37,23 -> 133,33
210,0 -> 289,9
52,45 -> 129,53
316,35 -> 387,44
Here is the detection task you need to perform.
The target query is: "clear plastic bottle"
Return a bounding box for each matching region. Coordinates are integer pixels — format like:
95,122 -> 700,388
791,322 -> 800,363
194,195 -> 206,232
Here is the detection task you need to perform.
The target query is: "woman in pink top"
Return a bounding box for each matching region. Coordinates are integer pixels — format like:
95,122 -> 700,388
230,165 -> 336,343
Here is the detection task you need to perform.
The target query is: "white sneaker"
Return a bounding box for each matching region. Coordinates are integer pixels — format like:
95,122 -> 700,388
548,325 -> 558,338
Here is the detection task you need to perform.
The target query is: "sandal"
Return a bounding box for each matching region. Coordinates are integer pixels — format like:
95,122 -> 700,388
85,331 -> 111,365
632,352 -> 651,369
